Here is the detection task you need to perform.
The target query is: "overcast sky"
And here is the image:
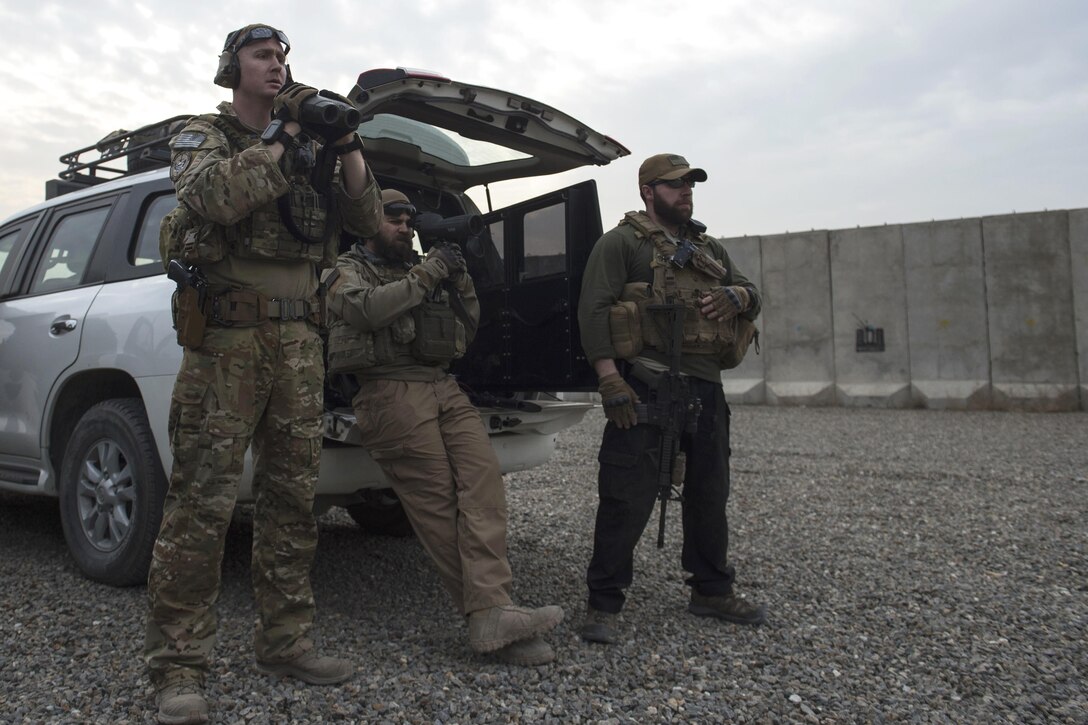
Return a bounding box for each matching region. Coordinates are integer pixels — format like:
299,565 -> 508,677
0,0 -> 1084,238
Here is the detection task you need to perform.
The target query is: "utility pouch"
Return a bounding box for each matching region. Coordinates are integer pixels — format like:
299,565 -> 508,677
172,286 -> 207,348
326,320 -> 378,373
718,316 -> 759,369
411,301 -> 459,365
608,301 -> 642,360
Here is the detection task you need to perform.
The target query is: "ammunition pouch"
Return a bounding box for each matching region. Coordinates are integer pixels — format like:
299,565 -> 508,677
608,282 -> 653,360
171,286 -> 207,348
607,275 -> 758,369
411,300 -> 466,366
326,320 -> 377,374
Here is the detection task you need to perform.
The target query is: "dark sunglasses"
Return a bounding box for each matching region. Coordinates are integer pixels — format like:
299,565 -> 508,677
224,26 -> 291,54
650,177 -> 697,189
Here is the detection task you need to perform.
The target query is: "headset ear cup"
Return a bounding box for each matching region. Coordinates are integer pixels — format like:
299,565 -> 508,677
214,50 -> 239,89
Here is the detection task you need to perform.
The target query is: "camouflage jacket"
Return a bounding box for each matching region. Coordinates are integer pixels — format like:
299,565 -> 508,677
323,243 -> 479,381
166,101 -> 381,299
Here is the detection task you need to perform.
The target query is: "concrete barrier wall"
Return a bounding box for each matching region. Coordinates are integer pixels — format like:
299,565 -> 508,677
758,231 -> 836,406
902,219 -> 992,409
830,225 -> 912,407
1072,210 -> 1088,408
983,212 -> 1080,410
718,207 -> 1086,411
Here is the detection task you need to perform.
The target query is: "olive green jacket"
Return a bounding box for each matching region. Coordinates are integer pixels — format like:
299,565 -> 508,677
578,211 -> 760,383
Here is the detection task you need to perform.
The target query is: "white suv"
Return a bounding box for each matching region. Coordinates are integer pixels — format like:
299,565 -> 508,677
0,68 -> 628,586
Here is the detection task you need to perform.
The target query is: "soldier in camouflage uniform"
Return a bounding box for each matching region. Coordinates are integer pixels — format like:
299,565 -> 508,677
145,24 -> 381,724
322,189 -> 563,666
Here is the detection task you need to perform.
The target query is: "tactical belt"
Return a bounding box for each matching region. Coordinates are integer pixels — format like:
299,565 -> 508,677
629,360 -> 691,389
208,288 -> 321,326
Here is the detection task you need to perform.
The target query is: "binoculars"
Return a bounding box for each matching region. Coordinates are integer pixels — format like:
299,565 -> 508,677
299,91 -> 361,142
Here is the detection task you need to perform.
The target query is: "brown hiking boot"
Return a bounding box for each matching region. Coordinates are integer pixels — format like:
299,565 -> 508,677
155,681 -> 208,725
256,648 -> 354,685
580,606 -> 620,644
467,604 -> 564,653
491,636 -> 556,666
688,591 -> 767,626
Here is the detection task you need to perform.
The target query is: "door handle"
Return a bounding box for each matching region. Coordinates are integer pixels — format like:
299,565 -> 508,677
50,316 -> 78,335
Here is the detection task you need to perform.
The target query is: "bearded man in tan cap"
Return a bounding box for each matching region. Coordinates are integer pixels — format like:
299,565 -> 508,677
577,153 -> 766,644
322,189 -> 563,666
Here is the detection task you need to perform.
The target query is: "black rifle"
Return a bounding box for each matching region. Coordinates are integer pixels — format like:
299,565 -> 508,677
639,300 -> 702,548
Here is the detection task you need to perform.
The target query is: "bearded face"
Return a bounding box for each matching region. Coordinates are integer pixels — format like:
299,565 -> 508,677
370,212 -> 415,263
652,189 -> 693,227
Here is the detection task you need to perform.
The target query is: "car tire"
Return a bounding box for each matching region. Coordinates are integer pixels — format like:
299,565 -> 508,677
345,488 -> 414,537
58,398 -> 167,587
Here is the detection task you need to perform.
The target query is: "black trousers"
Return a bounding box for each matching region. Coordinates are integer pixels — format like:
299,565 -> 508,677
586,373 -> 735,613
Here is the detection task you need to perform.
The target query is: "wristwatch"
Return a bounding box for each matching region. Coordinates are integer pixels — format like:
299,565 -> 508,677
260,119 -> 294,147
331,133 -> 364,156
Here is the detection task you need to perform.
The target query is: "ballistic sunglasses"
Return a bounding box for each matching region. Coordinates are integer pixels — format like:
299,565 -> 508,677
223,26 -> 291,55
384,202 -> 418,225
649,177 -> 698,189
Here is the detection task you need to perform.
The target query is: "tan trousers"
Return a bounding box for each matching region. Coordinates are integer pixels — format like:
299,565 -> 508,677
352,376 -> 512,614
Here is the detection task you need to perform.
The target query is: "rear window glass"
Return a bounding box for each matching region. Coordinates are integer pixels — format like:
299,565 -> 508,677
30,206 -> 110,294
132,194 -> 178,267
0,226 -> 26,291
521,202 -> 566,280
360,114 -> 530,167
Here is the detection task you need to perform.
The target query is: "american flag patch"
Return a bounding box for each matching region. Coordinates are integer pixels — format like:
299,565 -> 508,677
172,132 -> 207,149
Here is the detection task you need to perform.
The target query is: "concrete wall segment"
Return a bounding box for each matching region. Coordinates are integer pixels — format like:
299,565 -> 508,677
1068,209 -> 1087,410
758,230 -> 836,406
982,211 -> 1079,410
829,225 -> 911,407
901,219 -> 992,409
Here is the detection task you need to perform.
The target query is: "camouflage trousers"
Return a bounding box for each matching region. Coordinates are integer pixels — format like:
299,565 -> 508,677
352,375 -> 512,615
145,321 -> 324,688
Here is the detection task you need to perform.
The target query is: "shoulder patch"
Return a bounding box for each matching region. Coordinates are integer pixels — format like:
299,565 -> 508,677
172,131 -> 207,150
170,152 -> 192,181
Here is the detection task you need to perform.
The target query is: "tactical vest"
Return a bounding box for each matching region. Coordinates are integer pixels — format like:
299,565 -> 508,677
325,249 -> 467,374
608,212 -> 749,367
159,112 -> 335,268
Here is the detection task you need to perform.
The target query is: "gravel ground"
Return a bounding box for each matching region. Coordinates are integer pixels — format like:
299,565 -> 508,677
1,405 -> 1085,724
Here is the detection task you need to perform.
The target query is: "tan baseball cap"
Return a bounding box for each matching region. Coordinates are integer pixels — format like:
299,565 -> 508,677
638,153 -> 708,186
381,189 -> 410,206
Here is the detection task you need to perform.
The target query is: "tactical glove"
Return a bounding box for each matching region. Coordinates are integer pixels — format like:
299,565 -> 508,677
598,373 -> 640,429
273,82 -> 319,122
317,88 -> 355,108
702,285 -> 750,321
427,243 -> 466,275
411,255 -> 449,290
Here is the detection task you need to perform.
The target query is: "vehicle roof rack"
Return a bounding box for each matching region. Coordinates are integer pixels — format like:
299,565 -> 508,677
47,115 -> 193,199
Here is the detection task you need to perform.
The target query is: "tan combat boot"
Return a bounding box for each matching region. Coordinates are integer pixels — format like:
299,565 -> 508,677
256,648 -> 354,685
491,636 -> 556,666
155,681 -> 208,725
467,604 -> 564,653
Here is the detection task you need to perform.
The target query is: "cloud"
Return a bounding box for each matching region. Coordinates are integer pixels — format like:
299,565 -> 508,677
1,0 -> 1085,235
